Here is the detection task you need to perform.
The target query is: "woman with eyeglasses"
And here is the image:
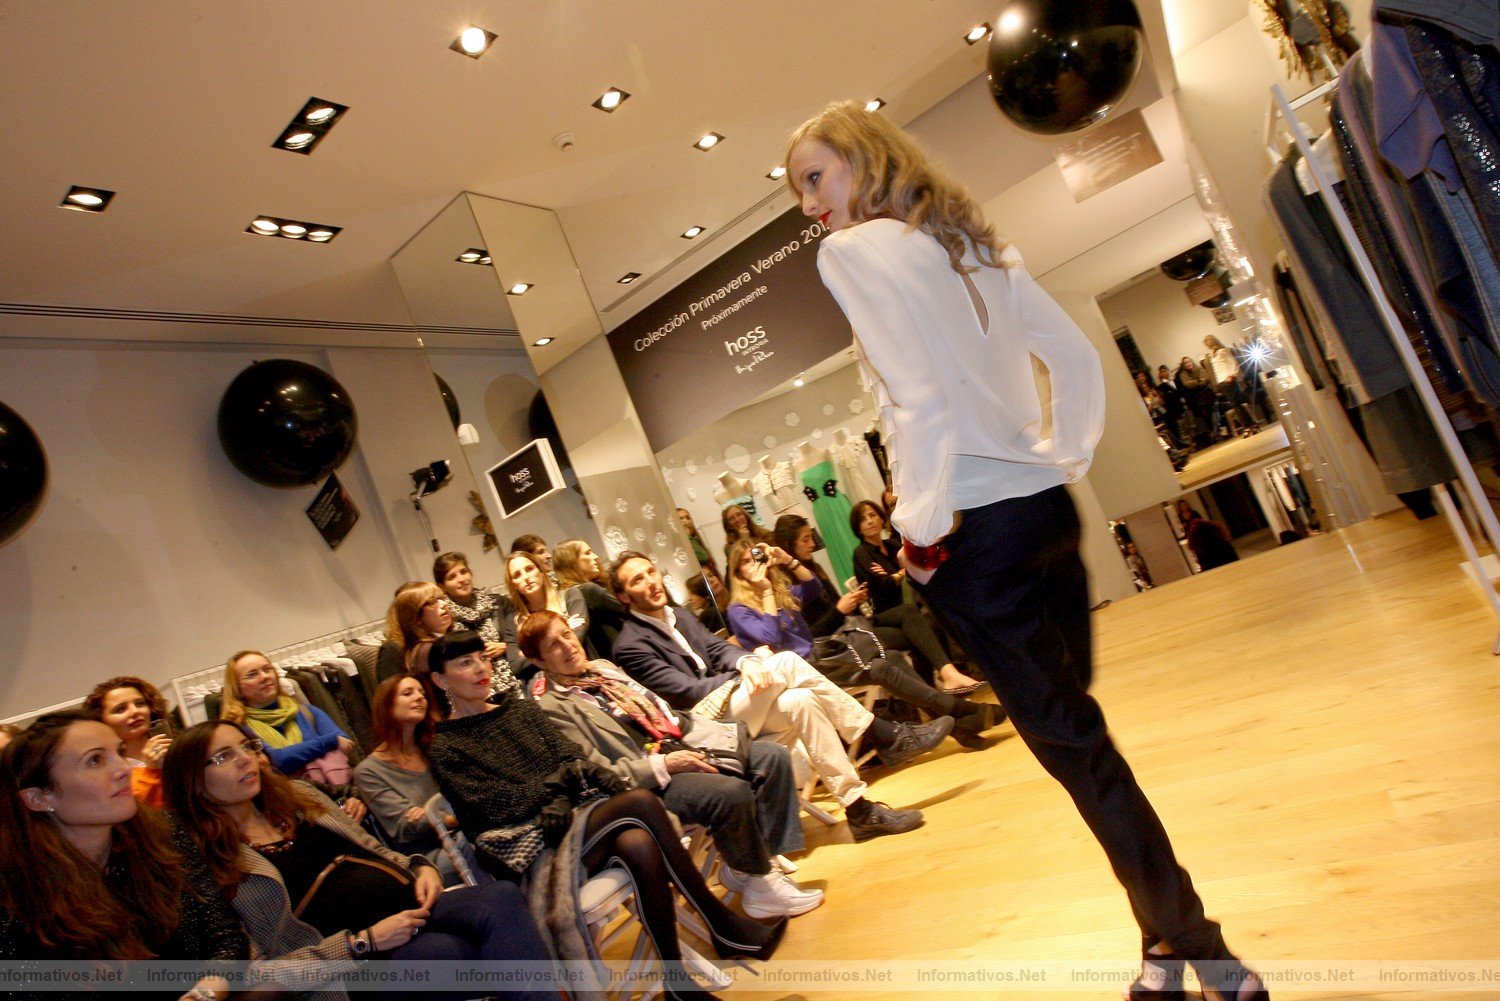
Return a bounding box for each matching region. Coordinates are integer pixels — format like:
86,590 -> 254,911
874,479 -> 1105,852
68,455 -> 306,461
164,721 -> 558,1001
0,710 -> 245,1001
220,650 -> 357,782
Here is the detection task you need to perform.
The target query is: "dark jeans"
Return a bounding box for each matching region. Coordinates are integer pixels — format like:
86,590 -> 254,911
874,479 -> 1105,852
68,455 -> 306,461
919,485 -> 1224,959
659,739 -> 802,872
389,879 -> 557,1001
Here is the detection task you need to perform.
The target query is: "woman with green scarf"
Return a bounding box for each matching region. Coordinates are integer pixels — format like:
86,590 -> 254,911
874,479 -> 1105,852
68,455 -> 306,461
221,649 -> 355,776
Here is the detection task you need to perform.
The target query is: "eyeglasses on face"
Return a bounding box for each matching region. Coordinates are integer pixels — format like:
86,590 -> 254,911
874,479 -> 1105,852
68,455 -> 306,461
205,738 -> 266,768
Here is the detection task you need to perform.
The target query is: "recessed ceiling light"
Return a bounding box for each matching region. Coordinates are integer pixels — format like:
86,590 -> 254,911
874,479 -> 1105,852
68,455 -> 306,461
793,376 -> 805,388
865,98 -> 886,113
457,249 -> 483,263
533,337 -> 554,347
592,87 -> 630,112
452,25 -> 496,58
246,214 -> 340,242
767,165 -> 787,180
274,97 -> 348,154
965,22 -> 991,44
59,185 -> 115,213
617,272 -> 641,284
478,255 -> 491,265
681,226 -> 705,239
507,283 -> 533,296
693,132 -> 724,152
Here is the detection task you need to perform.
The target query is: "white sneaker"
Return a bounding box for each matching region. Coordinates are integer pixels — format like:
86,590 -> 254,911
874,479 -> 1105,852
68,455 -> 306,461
740,870 -> 825,919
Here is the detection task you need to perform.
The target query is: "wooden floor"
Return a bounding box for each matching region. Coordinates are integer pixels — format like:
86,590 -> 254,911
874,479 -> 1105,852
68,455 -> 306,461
719,513 -> 1500,999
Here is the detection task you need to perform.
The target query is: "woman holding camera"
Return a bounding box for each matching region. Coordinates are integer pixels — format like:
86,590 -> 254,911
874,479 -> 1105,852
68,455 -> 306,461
86,675 -> 176,808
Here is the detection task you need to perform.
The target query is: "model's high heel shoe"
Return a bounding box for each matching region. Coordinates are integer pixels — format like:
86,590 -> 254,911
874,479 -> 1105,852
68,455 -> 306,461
1193,955 -> 1269,1001
1126,945 -> 1187,1001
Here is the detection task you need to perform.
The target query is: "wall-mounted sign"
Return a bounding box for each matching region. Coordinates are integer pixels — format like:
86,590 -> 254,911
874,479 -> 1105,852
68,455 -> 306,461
607,206 -> 854,452
485,438 -> 565,519
305,472 -> 359,549
1053,109 -> 1163,203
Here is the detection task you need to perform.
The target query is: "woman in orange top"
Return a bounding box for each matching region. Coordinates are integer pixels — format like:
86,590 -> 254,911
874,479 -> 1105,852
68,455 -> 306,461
85,675 -> 174,808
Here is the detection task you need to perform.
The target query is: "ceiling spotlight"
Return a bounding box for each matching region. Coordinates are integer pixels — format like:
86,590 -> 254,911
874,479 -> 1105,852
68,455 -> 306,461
864,98 -> 886,113
478,255 -> 491,265
998,8 -> 1025,35
274,97 -> 348,154
507,283 -> 533,296
792,376 -> 805,388
533,337 -> 554,347
681,226 -> 705,239
617,272 -> 641,285
59,185 -> 115,213
767,165 -> 787,180
452,25 -> 496,58
246,214 -> 340,242
693,132 -> 724,151
965,22 -> 991,44
457,249 -> 483,263
592,87 -> 631,112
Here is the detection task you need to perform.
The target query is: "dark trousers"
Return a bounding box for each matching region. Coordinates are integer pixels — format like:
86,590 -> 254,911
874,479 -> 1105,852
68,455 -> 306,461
660,739 -> 802,872
919,485 -> 1224,958
389,879 -> 557,1001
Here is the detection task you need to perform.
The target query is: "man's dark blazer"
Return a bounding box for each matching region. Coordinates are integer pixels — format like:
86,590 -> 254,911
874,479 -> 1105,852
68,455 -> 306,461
613,605 -> 746,710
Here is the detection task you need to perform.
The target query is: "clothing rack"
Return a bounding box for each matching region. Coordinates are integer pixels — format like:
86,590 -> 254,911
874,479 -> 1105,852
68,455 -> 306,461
1270,82 -> 1500,651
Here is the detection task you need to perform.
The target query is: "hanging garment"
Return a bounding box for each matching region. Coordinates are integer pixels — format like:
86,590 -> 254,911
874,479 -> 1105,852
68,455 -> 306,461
1273,265 -> 1333,390
1368,20 -> 1464,191
832,435 -> 886,506
862,427 -> 891,487
751,462 -> 811,518
1373,0 -> 1500,50
799,460 -> 858,584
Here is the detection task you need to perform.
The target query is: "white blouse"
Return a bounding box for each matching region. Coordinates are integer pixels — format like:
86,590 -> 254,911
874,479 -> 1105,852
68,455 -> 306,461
817,219 -> 1105,546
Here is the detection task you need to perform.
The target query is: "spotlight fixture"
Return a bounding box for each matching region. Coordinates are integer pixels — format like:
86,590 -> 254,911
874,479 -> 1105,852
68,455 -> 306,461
59,185 -> 115,213
455,247 -> 492,266
506,282 -> 533,296
592,87 -> 631,112
451,25 -> 497,58
533,337 -> 555,347
767,165 -> 787,180
864,98 -> 886,113
617,272 -> 641,285
965,22 -> 991,44
681,226 -> 705,239
272,97 -> 349,155
693,132 -> 724,152
246,214 -> 341,242
409,460 -> 453,498
792,375 -> 805,388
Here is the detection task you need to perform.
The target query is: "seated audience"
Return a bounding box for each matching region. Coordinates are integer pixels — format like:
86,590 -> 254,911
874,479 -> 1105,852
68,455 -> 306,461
609,551 -> 949,841
163,721 -> 558,1001
685,568 -> 731,633
221,650 -> 357,782
353,674 -> 479,886
85,675 -> 175,808
848,501 -> 985,694
510,534 -> 558,586
720,503 -> 773,563
727,538 -> 998,750
517,614 -> 819,918
383,581 -> 453,678
502,550 -> 590,675
433,551 -> 508,661
676,507 -> 721,580
424,633 -> 785,1000
553,539 -> 628,657
0,710 -> 245,999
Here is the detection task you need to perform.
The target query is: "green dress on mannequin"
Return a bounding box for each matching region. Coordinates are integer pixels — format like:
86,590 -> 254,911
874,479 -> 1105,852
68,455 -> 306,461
800,459 -> 857,587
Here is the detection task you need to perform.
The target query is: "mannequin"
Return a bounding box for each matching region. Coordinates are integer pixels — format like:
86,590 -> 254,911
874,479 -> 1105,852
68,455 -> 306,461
753,454 -> 810,518
713,471 -> 763,527
793,442 -> 859,585
831,427 -> 885,505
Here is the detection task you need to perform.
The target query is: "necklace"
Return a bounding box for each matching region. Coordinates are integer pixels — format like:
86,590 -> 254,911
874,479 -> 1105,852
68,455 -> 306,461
246,815 -> 295,853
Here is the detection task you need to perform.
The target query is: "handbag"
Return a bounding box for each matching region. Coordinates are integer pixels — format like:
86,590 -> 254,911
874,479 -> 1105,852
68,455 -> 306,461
671,716 -> 752,778
292,853 -> 415,937
299,748 -> 352,785
812,620 -> 886,685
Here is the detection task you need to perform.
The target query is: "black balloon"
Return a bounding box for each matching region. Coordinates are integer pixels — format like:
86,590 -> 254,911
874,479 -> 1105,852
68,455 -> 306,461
987,0 -> 1144,136
0,400 -> 47,545
435,373 -> 461,430
217,360 -> 358,488
1160,241 -> 1217,282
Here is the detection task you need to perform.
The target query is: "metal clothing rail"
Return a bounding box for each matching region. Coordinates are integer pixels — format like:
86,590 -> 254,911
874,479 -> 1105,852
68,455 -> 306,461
1270,82 -> 1500,652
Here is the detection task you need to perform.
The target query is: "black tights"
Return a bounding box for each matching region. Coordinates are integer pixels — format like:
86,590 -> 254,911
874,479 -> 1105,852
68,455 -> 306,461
580,789 -> 775,964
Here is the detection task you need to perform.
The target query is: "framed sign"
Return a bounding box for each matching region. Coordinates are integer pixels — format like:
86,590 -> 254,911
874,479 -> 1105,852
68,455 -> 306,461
305,473 -> 359,550
484,439 -> 565,519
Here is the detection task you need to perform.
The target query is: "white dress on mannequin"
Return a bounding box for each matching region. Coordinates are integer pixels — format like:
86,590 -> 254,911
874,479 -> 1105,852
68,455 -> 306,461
752,455 -> 810,518
831,427 -> 885,505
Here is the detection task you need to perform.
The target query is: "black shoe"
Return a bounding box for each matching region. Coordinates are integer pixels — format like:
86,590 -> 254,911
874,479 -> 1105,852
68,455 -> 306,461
877,716 -> 954,767
707,914 -> 786,962
844,799 -> 925,841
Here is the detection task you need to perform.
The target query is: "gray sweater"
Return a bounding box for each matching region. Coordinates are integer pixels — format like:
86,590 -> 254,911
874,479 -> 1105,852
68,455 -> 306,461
352,754 -> 468,885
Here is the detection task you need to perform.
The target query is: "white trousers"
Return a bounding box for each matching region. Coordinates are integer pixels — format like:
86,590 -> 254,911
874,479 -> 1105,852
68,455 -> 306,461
725,651 -> 872,806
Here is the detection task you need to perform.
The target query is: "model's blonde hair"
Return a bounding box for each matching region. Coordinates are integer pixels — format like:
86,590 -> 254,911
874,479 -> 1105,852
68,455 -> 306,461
786,100 -> 1009,275
726,540 -> 800,614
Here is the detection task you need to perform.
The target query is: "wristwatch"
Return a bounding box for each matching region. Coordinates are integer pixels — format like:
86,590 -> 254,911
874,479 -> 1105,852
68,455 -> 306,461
347,928 -> 373,959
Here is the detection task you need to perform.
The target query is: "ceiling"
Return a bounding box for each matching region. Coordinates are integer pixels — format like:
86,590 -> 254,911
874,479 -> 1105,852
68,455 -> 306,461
0,1 -> 1190,361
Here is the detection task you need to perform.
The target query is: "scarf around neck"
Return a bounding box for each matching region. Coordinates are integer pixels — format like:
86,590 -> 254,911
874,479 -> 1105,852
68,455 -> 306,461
443,590 -> 502,645
553,667 -> 681,741
243,696 -> 306,747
